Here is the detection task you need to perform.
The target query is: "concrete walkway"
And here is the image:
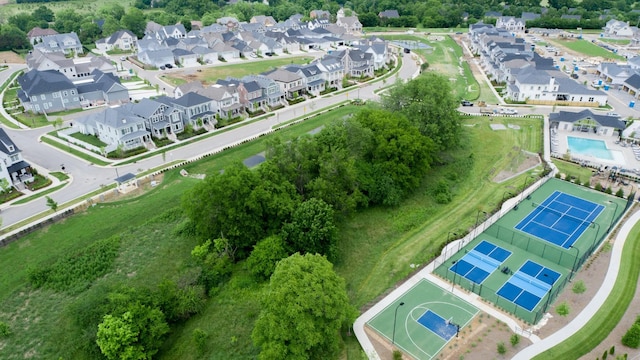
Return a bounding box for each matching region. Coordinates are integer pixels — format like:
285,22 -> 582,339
512,207 -> 640,359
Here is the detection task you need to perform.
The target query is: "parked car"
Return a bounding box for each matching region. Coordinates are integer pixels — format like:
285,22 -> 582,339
120,56 -> 127,61
264,52 -> 274,56
499,108 -> 518,115
165,63 -> 173,69
461,100 -> 473,106
403,48 -> 411,53
159,65 -> 166,70
571,73 -> 579,79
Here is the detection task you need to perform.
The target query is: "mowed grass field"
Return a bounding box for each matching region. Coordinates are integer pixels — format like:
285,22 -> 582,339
549,38 -> 625,61
0,0 -> 134,18
0,106 -> 544,359
160,56 -> 315,86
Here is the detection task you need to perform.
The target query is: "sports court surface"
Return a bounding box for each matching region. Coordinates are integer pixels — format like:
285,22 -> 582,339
449,240 -> 512,284
367,279 -> 478,360
496,260 -> 561,311
515,191 -> 604,249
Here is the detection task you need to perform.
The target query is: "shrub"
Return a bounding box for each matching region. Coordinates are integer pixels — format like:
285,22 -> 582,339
621,323 -> 640,348
393,350 -> 403,360
610,345 -> 615,355
193,328 -> 208,354
556,302 -> 570,316
0,321 -> 11,337
595,183 -> 603,191
616,188 -> 625,198
605,186 -> 613,195
603,350 -> 608,359
555,172 -> 562,179
510,333 -> 520,347
497,342 -> 507,355
572,280 -> 586,294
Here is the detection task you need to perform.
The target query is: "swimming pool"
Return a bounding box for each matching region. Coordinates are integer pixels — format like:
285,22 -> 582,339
567,136 -> 613,160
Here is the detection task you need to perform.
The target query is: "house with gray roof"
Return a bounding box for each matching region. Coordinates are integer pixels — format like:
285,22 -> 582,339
155,24 -> 187,41
550,109 -> 624,137
76,70 -> 129,107
186,84 -> 241,119
355,40 -> 390,70
521,12 -> 541,22
251,15 -> 277,27
172,48 -> 199,67
484,11 -> 502,18
378,10 -> 400,19
137,48 -> 175,68
27,49 -> 116,80
622,73 -> 640,98
162,92 -> 218,127
496,16 -> 525,32
95,30 -> 137,53
263,69 -> 305,99
336,16 -> 362,34
127,97 -> 184,137
314,58 -> 344,88
17,69 -> 80,113
191,46 -> 218,64
35,32 -> 83,55
597,62 -> 636,85
310,10 -> 330,19
242,75 -> 285,107
27,27 -> 59,45
75,106 -> 150,152
0,128 -> 32,187
285,64 -> 325,95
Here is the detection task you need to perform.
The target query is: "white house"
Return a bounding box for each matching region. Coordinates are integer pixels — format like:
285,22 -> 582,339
0,128 -> 31,187
549,109 -> 625,137
603,19 -> 635,37
95,30 -> 137,53
496,17 -> 526,32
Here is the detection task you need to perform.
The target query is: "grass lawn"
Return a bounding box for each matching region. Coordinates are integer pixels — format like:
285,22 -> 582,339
0,107 -> 544,359
41,136 -> 110,166
533,214 -> 640,359
552,158 -> 596,182
11,183 -> 68,205
549,38 -> 625,61
0,0 -> 133,19
49,171 -> 70,182
379,34 -> 497,103
69,132 -> 108,147
160,56 -> 315,86
600,38 -> 631,46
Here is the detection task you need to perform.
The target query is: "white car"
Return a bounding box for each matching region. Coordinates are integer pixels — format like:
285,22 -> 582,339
499,108 -> 518,115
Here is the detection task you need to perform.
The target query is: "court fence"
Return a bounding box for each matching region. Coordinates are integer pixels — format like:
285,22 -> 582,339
435,264 -> 571,325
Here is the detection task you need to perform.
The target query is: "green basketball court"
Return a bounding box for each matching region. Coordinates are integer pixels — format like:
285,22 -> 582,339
367,279 -> 478,360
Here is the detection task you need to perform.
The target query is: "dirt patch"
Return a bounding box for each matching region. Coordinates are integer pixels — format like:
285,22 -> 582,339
493,151 -> 541,183
0,51 -> 26,64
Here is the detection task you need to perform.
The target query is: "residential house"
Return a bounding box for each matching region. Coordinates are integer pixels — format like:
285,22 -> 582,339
212,41 -> 240,61
336,16 -> 362,34
35,32 -> 83,55
127,98 -> 184,137
217,17 -> 241,31
378,10 -> 400,19
75,106 -> 150,151
27,27 -> 59,46
496,16 -> 525,32
263,69 -> 305,99
521,12 -> 541,22
191,46 -> 218,64
172,48 -> 199,67
95,30 -> 137,53
315,58 -> 344,88
250,15 -> 277,27
243,74 -> 285,107
156,24 -> 187,40
161,92 -> 217,128
622,73 -> 640,98
310,10 -> 331,20
355,39 -> 390,70
27,49 -> 116,80
597,62 -> 635,86
0,128 -> 31,187
195,84 -> 243,119
17,69 -> 80,113
174,81 -> 205,98
550,109 -> 624,136
484,11 -> 502,18
285,64 -> 325,95
137,48 -> 175,68
75,70 -> 129,107
603,19 -> 635,37
628,56 -> 640,70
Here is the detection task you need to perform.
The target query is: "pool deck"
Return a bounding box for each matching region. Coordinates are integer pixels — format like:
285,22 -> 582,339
551,129 -> 640,171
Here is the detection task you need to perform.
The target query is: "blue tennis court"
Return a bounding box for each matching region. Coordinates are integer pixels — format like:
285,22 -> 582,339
449,241 -> 512,284
515,191 -> 604,249
417,310 -> 458,341
497,260 -> 562,311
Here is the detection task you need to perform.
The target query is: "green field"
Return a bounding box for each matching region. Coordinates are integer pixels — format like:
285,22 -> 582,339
0,0 -> 134,18
550,38 -> 625,61
600,38 -> 631,46
367,279 -> 478,360
0,108 -> 547,359
380,34 -> 498,103
160,56 -> 315,86
552,158 -> 596,182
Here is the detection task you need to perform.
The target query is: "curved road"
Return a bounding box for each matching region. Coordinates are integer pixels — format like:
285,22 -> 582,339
0,51 -> 420,228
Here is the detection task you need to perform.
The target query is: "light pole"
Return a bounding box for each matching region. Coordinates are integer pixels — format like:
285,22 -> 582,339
520,175 -> 534,202
607,200 -> 619,233
474,210 -> 487,239
392,302 -> 405,345
570,245 -> 580,279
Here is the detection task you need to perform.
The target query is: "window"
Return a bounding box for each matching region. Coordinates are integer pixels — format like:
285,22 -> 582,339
10,154 -> 19,162
53,92 -> 59,98
31,96 -> 37,102
41,94 -> 46,100
71,90 -> 75,95
44,103 -> 49,109
34,105 -> 40,111
63,91 -> 68,97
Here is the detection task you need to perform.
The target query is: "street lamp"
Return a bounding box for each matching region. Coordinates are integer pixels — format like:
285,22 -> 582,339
570,244 -> 580,279
607,200 -> 619,233
392,302 -> 405,345
474,210 -> 487,238
520,175 -> 534,202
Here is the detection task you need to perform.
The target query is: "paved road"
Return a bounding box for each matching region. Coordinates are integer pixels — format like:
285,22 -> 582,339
0,51 -> 419,228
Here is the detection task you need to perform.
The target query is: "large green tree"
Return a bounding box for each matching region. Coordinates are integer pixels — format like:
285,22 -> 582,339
382,73 -> 461,150
252,253 -> 356,360
96,303 -> 169,360
281,198 -> 337,260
